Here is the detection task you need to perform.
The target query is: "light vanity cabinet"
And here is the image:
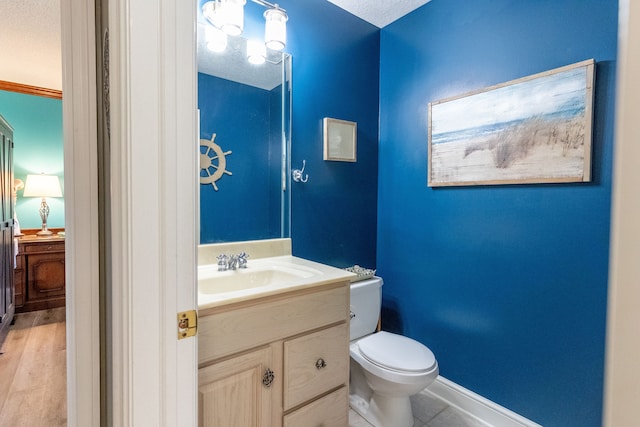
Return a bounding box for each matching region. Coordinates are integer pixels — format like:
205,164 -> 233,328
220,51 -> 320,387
199,344 -> 276,426
198,280 -> 350,427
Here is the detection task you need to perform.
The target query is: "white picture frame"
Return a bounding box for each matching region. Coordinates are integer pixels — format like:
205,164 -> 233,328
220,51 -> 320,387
323,117 -> 357,162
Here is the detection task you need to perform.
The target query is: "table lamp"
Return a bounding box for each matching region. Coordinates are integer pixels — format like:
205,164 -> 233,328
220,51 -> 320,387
22,174 -> 63,236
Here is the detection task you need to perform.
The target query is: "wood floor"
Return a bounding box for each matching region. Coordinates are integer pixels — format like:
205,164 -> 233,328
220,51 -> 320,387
0,308 -> 67,427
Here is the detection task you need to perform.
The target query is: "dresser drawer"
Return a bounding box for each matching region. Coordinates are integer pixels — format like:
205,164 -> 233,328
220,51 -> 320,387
283,323 -> 349,410
283,386 -> 348,427
23,242 -> 64,253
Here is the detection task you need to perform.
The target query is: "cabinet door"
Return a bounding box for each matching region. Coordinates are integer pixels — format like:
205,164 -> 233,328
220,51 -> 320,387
27,253 -> 65,299
199,345 -> 276,427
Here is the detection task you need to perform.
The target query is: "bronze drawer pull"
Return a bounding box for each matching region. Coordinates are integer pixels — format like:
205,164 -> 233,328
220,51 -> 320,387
262,368 -> 275,388
315,358 -> 327,370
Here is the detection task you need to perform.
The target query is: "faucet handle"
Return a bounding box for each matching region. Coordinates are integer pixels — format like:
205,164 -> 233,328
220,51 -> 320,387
237,252 -> 249,268
217,254 -> 229,271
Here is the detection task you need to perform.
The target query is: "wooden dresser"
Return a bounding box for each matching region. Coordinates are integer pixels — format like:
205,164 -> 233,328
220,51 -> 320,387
14,235 -> 65,312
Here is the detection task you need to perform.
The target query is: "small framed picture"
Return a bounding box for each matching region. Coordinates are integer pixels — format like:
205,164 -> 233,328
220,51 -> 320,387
323,118 -> 357,162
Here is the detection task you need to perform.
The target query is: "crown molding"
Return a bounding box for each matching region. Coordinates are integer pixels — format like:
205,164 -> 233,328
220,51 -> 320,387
0,80 -> 62,99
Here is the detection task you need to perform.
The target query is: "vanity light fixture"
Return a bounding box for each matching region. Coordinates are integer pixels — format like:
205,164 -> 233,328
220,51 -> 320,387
247,39 -> 267,64
263,5 -> 287,51
202,0 -> 224,28
205,25 -> 228,52
202,0 -> 288,54
22,173 -> 63,236
203,0 -> 246,36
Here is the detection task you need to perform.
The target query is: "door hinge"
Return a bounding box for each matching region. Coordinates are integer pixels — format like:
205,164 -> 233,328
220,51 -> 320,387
177,310 -> 198,339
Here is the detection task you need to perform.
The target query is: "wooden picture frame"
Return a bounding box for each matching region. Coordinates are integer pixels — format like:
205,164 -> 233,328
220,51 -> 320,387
323,117 -> 357,162
428,59 -> 595,187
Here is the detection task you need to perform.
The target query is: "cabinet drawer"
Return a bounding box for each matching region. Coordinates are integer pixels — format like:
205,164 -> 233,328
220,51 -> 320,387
283,386 -> 348,427
23,242 -> 64,253
284,323 -> 349,410
199,283 -> 348,363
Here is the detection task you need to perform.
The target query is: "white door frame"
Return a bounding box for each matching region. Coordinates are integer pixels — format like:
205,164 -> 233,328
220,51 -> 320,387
62,0 -> 198,424
604,1 -> 640,425
61,0 -> 101,424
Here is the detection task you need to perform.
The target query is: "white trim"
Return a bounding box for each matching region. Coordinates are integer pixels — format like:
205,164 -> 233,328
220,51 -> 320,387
108,0 -> 198,424
604,1 -> 640,425
425,376 -> 542,427
60,0 -> 101,425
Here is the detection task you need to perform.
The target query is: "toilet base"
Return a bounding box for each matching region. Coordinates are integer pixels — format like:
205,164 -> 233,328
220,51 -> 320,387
350,392 -> 414,427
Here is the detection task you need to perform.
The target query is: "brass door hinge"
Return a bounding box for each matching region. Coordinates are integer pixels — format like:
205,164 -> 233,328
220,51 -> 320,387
177,310 -> 198,339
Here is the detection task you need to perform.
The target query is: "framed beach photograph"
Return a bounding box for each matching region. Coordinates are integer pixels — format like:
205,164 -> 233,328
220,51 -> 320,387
428,59 -> 595,187
324,117 -> 357,162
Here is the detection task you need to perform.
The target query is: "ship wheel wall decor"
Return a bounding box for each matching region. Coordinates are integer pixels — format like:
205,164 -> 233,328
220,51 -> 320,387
200,133 -> 232,191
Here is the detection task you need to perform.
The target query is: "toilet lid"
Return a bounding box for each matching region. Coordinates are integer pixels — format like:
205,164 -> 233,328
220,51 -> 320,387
358,331 -> 436,373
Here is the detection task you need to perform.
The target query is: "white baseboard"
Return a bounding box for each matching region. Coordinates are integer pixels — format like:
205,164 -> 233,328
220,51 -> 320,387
424,376 -> 543,427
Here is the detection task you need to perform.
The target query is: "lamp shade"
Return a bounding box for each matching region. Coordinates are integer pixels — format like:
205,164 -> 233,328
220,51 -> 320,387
23,174 -> 63,198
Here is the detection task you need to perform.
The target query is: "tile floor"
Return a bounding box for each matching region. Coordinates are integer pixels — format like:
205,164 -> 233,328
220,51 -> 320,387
349,388 -> 490,427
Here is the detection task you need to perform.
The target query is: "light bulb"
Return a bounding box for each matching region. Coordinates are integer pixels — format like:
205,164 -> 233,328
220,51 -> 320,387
205,26 -> 227,52
220,0 -> 246,36
264,7 -> 287,51
202,1 -> 224,28
247,39 -> 266,65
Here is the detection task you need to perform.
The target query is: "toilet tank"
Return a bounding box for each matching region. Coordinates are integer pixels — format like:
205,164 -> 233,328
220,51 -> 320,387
349,276 -> 383,340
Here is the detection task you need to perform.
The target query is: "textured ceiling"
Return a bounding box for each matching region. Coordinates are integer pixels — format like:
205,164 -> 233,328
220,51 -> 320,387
197,23 -> 284,90
0,0 -> 62,90
0,1 -> 428,90
326,0 -> 431,28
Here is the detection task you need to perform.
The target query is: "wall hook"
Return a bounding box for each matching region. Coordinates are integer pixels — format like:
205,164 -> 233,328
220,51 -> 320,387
292,160 -> 309,183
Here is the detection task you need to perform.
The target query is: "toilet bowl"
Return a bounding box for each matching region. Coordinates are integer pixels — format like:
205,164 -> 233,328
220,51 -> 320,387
349,278 -> 439,427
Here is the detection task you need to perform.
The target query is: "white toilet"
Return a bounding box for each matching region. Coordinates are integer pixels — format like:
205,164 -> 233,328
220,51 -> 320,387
349,277 -> 439,427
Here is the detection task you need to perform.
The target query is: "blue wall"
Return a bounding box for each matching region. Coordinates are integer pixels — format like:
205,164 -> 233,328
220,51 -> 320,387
198,73 -> 282,242
283,0 -> 381,268
377,1 -> 617,426
0,90 -> 64,230
199,0 -> 381,269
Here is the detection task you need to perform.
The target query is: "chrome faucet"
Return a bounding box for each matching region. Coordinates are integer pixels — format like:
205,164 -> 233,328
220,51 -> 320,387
217,254 -> 229,271
237,252 -> 249,269
228,254 -> 239,270
217,252 -> 249,271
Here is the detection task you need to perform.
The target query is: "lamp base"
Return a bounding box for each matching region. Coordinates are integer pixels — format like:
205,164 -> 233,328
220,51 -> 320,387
36,229 -> 54,236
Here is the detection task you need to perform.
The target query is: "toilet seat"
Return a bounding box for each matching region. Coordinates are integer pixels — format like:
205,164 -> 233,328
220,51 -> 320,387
357,331 -> 436,373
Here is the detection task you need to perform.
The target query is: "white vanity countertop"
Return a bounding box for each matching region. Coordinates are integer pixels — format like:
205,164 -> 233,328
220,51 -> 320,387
198,255 -> 355,310
198,238 -> 293,266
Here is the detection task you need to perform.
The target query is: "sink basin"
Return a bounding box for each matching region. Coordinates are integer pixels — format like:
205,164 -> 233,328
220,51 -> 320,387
197,255 -> 356,308
198,257 -> 323,297
199,267 -> 312,294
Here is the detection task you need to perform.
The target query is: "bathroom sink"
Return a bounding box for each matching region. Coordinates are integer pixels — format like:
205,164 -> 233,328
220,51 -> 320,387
197,253 -> 357,309
199,265 -> 314,294
197,256 -> 339,307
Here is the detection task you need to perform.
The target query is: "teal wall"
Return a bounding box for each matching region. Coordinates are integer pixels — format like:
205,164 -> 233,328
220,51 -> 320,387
0,90 -> 64,230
